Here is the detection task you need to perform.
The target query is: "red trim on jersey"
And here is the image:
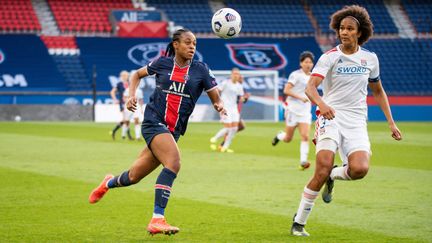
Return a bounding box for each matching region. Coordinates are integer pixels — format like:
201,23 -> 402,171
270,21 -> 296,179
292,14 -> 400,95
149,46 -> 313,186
325,47 -> 337,54
367,96 -> 432,105
165,64 -> 190,132
311,73 -> 324,79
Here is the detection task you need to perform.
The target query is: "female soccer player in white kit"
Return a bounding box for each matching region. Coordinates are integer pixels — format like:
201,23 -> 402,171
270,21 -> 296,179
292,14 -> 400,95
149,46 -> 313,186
291,5 -> 402,236
210,68 -> 244,153
272,51 -> 315,170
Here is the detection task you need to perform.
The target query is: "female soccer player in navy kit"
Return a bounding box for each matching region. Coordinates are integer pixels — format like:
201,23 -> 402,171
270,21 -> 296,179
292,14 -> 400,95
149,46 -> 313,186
89,29 -> 225,235
290,5 -> 402,236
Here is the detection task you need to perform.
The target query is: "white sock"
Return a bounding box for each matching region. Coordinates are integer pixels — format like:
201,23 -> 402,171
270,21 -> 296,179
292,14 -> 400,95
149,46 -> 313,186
121,124 -> 128,137
152,213 -> 164,219
213,128 -> 228,141
277,132 -> 286,140
330,166 -> 351,180
222,127 -> 238,150
300,141 -> 309,163
294,187 -> 319,225
134,124 -> 141,139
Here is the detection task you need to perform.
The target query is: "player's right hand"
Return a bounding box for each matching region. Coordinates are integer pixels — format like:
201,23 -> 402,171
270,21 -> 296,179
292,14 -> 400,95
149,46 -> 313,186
318,102 -> 335,120
126,96 -> 137,112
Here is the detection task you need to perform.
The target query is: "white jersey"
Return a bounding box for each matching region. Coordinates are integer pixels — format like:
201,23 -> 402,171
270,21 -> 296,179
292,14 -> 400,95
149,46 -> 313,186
219,79 -> 244,109
286,69 -> 311,116
123,88 -> 144,100
312,45 -> 380,128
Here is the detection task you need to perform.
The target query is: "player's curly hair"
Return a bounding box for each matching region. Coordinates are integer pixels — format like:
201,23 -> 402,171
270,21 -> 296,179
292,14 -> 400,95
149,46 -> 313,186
165,28 -> 192,57
299,51 -> 314,63
330,5 -> 374,46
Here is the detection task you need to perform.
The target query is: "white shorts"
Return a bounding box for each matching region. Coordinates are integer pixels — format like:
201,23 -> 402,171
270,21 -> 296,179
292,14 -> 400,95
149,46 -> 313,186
285,110 -> 312,127
221,107 -> 240,123
314,115 -> 371,159
123,108 -> 141,121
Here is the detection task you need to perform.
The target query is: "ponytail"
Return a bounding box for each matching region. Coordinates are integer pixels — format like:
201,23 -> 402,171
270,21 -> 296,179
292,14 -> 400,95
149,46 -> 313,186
165,42 -> 175,57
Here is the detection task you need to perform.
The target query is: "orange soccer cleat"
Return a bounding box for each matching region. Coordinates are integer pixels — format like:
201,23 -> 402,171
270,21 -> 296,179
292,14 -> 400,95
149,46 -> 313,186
88,174 -> 113,204
147,217 -> 180,235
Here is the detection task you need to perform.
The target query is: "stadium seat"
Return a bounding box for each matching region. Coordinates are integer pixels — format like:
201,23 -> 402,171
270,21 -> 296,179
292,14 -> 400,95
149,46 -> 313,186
401,0 -> 432,34
47,0 -> 134,34
363,39 -> 432,95
0,0 -> 41,33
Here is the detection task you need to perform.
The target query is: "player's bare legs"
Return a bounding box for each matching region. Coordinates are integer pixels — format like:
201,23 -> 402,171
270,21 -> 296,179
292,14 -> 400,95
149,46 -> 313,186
292,150 -> 334,235
271,125 -> 295,146
220,122 -> 238,152
128,147 -> 162,183
143,133 -> 180,235
298,123 -> 311,170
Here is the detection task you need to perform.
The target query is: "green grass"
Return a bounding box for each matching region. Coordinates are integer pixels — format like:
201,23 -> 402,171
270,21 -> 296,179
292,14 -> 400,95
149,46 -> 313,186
1,121 -> 431,242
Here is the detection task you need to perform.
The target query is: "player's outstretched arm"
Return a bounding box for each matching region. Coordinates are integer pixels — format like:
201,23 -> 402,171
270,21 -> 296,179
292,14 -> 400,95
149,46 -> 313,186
305,76 -> 335,120
127,67 -> 149,112
207,88 -> 226,115
369,81 -> 402,140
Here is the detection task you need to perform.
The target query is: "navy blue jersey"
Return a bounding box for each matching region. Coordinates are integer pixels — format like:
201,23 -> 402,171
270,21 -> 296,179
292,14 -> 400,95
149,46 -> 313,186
116,81 -> 126,110
145,56 -> 217,135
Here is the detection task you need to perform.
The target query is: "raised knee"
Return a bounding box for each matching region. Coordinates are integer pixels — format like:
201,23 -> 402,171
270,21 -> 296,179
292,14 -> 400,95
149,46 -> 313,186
283,136 -> 293,143
349,164 -> 369,179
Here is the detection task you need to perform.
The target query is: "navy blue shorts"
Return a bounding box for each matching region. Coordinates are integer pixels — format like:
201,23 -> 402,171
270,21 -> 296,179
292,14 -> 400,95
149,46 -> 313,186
141,119 -> 181,147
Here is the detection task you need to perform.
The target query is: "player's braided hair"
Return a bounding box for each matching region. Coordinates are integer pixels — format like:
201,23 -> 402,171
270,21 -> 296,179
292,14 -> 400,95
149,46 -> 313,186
299,51 -> 314,62
330,5 -> 374,46
165,28 -> 192,57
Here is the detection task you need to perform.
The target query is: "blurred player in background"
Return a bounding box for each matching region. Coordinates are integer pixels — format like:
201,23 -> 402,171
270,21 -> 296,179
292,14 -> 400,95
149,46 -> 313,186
291,5 -> 402,237
272,51 -> 315,170
89,29 -> 225,236
210,68 -> 245,153
217,75 -> 250,150
122,79 -> 144,140
109,70 -> 132,140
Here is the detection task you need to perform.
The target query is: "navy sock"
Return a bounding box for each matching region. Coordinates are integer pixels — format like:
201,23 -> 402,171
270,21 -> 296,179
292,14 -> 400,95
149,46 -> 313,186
107,170 -> 132,188
154,168 -> 177,216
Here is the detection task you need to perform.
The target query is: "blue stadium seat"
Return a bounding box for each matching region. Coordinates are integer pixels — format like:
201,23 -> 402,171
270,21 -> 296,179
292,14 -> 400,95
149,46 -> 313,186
363,39 -> 432,95
226,0 -> 314,35
308,0 -> 398,34
401,0 -> 432,33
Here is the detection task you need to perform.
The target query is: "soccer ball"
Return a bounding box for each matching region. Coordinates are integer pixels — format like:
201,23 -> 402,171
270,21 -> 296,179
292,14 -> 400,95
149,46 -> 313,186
211,8 -> 242,39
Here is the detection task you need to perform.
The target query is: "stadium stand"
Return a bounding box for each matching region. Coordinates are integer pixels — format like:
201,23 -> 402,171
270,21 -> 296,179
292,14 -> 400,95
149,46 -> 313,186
145,0 -> 214,34
401,0 -> 432,33
47,0 -> 134,33
52,55 -> 91,90
308,0 -> 398,34
40,35 -> 77,49
363,39 -> 432,95
226,0 -> 314,35
0,0 -> 41,33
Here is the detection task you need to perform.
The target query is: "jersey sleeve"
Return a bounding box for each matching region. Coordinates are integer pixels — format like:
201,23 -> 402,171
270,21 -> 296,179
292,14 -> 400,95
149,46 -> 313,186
146,57 -> 163,76
202,64 -> 218,92
287,71 -> 297,85
311,54 -> 331,79
368,54 -> 380,82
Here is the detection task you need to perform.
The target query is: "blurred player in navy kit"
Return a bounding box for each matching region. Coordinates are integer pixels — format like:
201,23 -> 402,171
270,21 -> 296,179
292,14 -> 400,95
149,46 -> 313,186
109,70 -> 132,140
89,29 -> 225,236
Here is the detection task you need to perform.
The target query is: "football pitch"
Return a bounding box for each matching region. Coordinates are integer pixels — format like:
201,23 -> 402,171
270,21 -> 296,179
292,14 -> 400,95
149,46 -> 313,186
1,121 -> 431,242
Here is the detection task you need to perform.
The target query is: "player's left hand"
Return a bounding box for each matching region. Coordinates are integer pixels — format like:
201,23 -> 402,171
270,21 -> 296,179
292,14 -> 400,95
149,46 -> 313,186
126,96 -> 137,112
389,123 -> 402,141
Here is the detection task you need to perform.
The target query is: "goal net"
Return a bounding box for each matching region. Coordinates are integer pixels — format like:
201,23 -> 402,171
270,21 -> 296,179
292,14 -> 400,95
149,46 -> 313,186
190,70 -> 280,122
